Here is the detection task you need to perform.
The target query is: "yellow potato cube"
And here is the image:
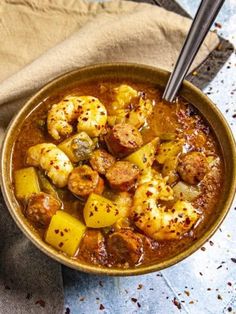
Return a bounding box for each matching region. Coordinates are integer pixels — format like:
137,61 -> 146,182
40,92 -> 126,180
156,140 -> 184,164
45,211 -> 86,256
125,138 -> 159,170
83,193 -> 121,228
14,167 -> 40,200
162,156 -> 179,184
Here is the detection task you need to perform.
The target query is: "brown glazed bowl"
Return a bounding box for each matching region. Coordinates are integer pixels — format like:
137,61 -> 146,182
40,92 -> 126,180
1,63 -> 236,276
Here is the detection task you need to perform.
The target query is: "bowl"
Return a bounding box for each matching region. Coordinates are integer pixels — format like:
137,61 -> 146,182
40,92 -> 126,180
1,63 -> 236,276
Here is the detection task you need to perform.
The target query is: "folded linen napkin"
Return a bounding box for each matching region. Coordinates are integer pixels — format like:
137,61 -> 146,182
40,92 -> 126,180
0,0 -> 219,144
0,0 -> 219,313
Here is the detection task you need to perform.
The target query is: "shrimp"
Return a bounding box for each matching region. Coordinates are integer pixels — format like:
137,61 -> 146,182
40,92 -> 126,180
126,97 -> 153,129
111,84 -> 138,111
76,97 -> 107,137
132,168 -> 200,240
47,95 -> 107,140
26,143 -> 73,188
108,85 -> 153,129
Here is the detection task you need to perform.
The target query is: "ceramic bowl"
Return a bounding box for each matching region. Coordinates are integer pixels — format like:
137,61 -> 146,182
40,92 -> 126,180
1,63 -> 235,275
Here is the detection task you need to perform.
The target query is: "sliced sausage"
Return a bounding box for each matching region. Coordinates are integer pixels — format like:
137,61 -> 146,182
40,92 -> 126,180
68,165 -> 104,197
105,123 -> 143,157
105,161 -> 140,191
79,230 -> 107,265
89,149 -> 115,175
26,192 -> 61,228
94,177 -> 105,195
107,230 -> 144,266
177,152 -> 209,185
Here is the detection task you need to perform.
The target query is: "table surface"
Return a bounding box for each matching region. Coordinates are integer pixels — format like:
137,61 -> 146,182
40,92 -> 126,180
62,1 -> 236,313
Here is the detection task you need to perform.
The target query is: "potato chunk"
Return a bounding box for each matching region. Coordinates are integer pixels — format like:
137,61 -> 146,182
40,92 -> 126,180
162,156 -> 179,184
125,137 -> 159,170
14,167 -> 40,200
156,140 -> 183,164
45,211 -> 86,256
83,193 -> 121,228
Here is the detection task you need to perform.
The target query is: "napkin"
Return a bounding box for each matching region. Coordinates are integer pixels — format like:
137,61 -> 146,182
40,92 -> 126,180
0,0 -> 219,313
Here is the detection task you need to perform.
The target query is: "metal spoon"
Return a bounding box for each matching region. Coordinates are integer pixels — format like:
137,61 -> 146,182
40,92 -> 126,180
162,0 -> 225,102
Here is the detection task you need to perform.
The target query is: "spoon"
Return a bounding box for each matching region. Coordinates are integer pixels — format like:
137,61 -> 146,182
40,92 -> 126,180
162,0 -> 225,102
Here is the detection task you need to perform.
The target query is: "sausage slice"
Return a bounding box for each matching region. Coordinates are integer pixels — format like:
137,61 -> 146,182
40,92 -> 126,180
105,123 -> 143,157
89,149 -> 115,175
68,165 -> 104,197
26,192 -> 61,227
105,161 -> 140,191
177,152 -> 209,185
107,230 -> 144,266
79,230 -> 107,265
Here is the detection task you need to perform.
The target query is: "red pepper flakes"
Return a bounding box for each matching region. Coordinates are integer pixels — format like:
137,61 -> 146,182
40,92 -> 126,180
184,290 -> 190,297
228,307 -> 232,312
217,294 -> 222,300
137,284 -> 143,290
99,281 -> 103,287
99,304 -> 105,310
65,307 -> 71,314
172,297 -> 181,310
201,247 -> 206,251
231,258 -> 236,263
137,302 -> 141,308
80,297 -> 85,301
227,282 -> 232,286
131,298 -> 137,303
214,22 -> 222,28
35,299 -> 46,307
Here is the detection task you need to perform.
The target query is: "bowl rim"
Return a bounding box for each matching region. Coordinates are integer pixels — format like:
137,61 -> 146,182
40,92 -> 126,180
1,62 -> 236,276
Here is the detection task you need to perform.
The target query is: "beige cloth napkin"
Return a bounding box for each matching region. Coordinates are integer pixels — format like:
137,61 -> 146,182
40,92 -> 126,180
0,0 -> 219,313
0,0 -> 219,144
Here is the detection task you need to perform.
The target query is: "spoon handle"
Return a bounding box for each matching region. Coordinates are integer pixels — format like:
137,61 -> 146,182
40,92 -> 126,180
162,0 -> 225,102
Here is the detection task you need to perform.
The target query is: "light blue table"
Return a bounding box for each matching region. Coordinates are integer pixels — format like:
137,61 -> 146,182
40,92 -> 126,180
63,1 -> 236,313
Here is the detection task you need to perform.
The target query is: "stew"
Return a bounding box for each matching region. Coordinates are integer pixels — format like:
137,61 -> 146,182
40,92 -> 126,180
12,79 -> 223,268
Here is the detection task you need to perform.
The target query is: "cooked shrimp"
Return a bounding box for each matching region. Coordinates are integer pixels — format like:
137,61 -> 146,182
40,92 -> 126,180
47,95 -> 107,140
111,84 -> 138,111
26,143 -> 73,188
108,85 -> 153,129
126,97 -> 153,129
132,169 -> 200,240
77,97 -> 107,137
